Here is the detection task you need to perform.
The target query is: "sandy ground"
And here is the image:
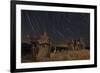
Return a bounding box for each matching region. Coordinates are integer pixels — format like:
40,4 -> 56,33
21,49 -> 90,63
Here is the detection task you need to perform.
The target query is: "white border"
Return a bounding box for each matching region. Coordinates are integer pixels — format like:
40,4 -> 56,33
16,4 -> 94,69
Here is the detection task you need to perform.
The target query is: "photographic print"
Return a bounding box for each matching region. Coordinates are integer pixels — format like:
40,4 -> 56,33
21,10 -> 90,63
11,1 -> 97,72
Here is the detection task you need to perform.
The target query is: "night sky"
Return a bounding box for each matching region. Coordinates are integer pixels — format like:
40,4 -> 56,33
21,10 -> 90,45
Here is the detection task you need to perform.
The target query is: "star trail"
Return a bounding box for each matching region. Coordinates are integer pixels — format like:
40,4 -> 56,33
21,10 -> 90,46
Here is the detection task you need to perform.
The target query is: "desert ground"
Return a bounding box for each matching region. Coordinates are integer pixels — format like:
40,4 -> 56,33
21,49 -> 90,63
